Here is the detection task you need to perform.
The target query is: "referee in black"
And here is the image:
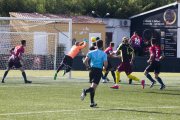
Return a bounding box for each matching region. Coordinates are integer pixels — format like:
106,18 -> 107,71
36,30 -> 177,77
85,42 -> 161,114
81,40 -> 108,107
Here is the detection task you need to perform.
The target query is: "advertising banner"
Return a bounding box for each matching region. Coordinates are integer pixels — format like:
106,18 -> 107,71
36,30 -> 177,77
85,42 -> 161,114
130,6 -> 177,57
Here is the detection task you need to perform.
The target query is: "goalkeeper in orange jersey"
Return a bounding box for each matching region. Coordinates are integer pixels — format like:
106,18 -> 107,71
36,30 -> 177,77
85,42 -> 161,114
54,39 -> 87,80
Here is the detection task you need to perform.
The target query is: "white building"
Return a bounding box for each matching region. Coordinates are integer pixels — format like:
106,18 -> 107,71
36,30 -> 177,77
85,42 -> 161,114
96,18 -> 131,50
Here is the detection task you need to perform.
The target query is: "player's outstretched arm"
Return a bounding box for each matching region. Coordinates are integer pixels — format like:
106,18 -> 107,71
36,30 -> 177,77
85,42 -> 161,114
79,39 -> 87,49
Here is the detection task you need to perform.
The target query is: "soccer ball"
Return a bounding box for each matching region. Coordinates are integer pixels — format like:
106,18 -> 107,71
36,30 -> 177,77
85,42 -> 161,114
91,37 -> 96,42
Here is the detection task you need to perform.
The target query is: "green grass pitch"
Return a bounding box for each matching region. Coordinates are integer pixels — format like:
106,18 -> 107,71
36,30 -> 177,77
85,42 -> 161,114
0,70 -> 180,120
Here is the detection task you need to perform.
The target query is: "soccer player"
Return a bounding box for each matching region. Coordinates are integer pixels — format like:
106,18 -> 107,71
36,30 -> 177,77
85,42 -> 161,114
130,31 -> 148,56
144,38 -> 165,90
1,40 -> 32,83
81,40 -> 107,107
110,37 -> 145,89
54,39 -> 87,80
102,42 -> 120,83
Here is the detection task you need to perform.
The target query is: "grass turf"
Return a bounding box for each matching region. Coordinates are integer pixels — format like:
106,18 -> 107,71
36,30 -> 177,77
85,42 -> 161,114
0,70 -> 180,120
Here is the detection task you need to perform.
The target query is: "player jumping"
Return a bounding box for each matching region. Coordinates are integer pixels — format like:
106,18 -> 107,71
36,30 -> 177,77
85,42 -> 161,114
144,38 -> 165,90
110,37 -> 145,89
1,40 -> 32,83
54,39 -> 87,80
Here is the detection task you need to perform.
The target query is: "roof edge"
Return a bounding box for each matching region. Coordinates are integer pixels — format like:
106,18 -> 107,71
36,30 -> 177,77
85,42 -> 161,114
129,2 -> 178,19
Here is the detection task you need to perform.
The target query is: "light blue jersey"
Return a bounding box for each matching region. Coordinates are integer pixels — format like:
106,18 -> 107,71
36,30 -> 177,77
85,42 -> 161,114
87,49 -> 107,69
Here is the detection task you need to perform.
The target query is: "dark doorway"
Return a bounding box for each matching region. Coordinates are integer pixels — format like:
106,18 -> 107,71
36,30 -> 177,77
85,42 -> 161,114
106,32 -> 113,48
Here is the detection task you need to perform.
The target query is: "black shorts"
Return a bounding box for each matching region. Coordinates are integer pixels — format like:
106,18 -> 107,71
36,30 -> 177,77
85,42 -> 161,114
145,61 -> 161,74
8,62 -> 22,68
89,67 -> 102,85
62,55 -> 73,68
106,60 -> 113,70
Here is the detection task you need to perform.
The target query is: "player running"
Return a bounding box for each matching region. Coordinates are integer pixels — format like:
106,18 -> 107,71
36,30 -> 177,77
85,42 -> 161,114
144,38 -> 165,90
110,37 -> 145,89
102,42 -> 120,83
54,39 -> 87,80
1,40 -> 32,83
81,40 -> 108,107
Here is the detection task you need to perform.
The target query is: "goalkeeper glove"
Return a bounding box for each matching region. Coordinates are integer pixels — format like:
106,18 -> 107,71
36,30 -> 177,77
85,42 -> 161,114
83,39 -> 88,43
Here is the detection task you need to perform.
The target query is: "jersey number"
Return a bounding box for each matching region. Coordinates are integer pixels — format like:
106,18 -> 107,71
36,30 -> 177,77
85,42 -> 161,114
156,50 -> 158,57
134,38 -> 140,45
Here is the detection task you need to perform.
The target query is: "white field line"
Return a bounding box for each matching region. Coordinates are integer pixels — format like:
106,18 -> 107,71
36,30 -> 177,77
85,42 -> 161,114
0,106 -> 179,116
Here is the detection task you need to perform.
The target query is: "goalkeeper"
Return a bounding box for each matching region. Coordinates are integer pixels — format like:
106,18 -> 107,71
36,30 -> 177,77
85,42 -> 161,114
54,39 -> 87,80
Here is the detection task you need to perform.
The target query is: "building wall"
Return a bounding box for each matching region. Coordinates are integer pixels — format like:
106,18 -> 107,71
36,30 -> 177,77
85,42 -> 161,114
72,23 -> 106,55
96,18 -> 130,51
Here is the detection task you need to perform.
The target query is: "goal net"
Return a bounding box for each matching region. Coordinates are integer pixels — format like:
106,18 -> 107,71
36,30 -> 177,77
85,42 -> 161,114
0,17 -> 72,79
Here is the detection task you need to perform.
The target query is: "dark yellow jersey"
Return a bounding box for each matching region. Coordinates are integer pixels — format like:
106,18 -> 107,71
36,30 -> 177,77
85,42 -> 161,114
117,43 -> 134,62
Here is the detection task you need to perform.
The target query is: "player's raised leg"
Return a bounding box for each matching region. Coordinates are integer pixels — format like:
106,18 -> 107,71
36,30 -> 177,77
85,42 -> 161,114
127,74 -> 145,89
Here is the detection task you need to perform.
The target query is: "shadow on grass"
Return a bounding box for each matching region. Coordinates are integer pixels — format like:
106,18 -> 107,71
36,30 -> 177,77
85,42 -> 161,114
145,91 -> 180,95
94,107 -> 180,116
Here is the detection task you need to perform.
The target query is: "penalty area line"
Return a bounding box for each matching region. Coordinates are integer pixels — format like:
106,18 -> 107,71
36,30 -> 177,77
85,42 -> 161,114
0,106 -> 179,116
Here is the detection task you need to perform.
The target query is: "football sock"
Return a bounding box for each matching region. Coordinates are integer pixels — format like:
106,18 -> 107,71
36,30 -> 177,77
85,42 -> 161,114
56,63 -> 64,73
127,74 -> 140,82
2,70 -> 8,80
90,92 -> 95,103
103,72 -> 108,79
102,70 -> 106,74
85,87 -> 94,93
22,72 -> 27,81
157,77 -> 164,85
111,71 -> 116,81
115,71 -> 120,84
101,73 -> 103,78
145,73 -> 155,82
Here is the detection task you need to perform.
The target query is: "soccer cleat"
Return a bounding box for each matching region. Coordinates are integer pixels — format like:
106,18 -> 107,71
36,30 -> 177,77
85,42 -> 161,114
141,80 -> 145,89
81,89 -> 86,101
129,79 -> 132,84
1,80 -> 4,83
90,102 -> 97,107
62,70 -> 66,76
159,85 -> 165,90
110,85 -> 119,89
54,73 -> 57,80
150,81 -> 156,88
102,79 -> 107,83
25,80 -> 32,84
106,77 -> 110,81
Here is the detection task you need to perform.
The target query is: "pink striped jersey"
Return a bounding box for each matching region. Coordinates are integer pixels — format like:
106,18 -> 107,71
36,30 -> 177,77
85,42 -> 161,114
104,47 -> 113,60
9,45 -> 24,63
130,35 -> 144,47
149,45 -> 163,63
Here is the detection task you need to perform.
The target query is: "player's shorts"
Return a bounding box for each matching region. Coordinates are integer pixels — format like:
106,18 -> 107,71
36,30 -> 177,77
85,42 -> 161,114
105,60 -> 113,70
8,62 -> 22,68
117,62 -> 132,75
145,61 -> 161,74
62,55 -> 73,68
89,67 -> 102,85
